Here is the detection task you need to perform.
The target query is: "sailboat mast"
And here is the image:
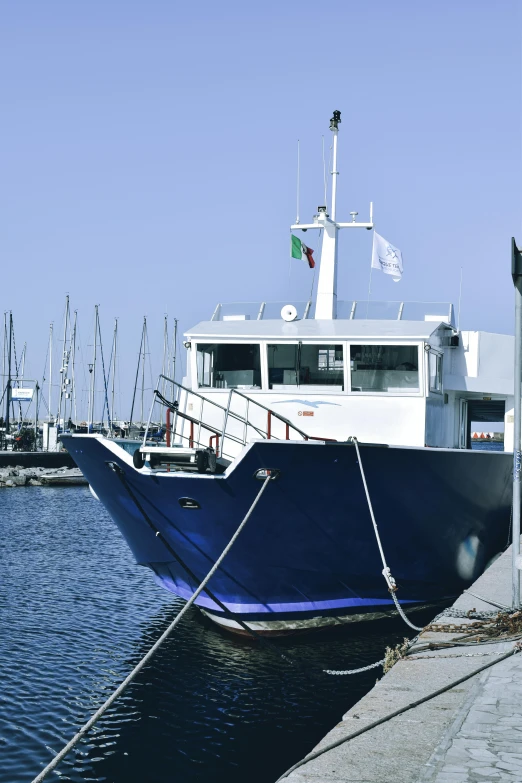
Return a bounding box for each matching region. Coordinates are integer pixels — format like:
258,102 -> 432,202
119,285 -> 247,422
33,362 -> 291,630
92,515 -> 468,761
162,315 -> 168,399
4,312 -> 12,434
48,323 -> 53,421
140,317 -> 147,424
71,310 -> 78,425
129,318 -> 145,431
88,306 -> 98,432
2,313 -> 6,389
57,295 -> 70,430
110,318 -> 118,434
172,318 -> 178,387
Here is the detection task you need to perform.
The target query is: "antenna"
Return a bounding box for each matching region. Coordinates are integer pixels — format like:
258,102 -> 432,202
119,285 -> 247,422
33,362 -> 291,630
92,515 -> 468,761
329,110 -> 341,222
296,139 -> 300,224
457,266 -> 463,331
322,135 -> 327,209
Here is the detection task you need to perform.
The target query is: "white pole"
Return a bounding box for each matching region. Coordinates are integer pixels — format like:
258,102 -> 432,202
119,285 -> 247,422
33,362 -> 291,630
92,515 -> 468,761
88,306 -> 98,432
111,318 -> 118,433
331,129 -> 339,222
512,238 -> 522,608
71,311 -> 78,425
296,139 -> 300,224
48,323 -> 53,422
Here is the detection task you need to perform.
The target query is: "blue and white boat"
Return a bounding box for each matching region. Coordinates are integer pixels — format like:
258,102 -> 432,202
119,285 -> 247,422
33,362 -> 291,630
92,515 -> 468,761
62,112 -> 515,635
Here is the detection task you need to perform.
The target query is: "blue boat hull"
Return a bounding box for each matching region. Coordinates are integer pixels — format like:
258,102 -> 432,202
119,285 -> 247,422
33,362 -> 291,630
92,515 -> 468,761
62,435 -> 513,633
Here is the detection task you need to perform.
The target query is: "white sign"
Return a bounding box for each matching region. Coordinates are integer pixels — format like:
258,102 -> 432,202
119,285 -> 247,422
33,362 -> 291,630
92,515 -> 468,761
11,388 -> 34,401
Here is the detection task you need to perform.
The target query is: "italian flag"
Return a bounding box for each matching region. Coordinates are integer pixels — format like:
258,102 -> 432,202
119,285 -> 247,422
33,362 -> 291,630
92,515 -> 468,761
291,234 -> 315,268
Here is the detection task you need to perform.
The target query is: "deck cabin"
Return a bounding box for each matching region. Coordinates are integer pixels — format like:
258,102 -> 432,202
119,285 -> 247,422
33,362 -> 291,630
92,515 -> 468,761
181,299 -> 514,452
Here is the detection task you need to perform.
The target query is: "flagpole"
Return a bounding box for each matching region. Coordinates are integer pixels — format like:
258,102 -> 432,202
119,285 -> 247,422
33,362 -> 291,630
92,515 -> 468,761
366,266 -> 374,319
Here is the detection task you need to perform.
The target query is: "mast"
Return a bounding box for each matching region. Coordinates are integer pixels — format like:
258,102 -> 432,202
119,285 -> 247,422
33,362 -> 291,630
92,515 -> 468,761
48,323 -> 53,422
162,315 -> 168,399
71,310 -> 78,425
110,318 -> 118,434
172,318 -> 178,386
140,317 -> 147,425
4,312 -> 12,435
88,305 -> 98,433
129,318 -> 145,431
56,295 -> 70,431
2,313 -> 6,390
290,110 -> 374,320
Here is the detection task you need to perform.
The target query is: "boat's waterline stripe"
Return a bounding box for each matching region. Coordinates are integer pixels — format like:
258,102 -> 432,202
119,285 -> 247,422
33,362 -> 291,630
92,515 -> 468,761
153,575 -> 417,613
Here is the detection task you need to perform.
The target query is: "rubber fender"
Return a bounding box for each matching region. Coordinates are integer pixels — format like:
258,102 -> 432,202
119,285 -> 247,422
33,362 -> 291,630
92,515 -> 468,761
196,450 -> 209,473
133,448 -> 145,469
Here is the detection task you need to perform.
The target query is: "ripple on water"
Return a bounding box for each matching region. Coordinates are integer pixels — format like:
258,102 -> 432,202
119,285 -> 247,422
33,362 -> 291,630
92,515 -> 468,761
0,486 -> 439,783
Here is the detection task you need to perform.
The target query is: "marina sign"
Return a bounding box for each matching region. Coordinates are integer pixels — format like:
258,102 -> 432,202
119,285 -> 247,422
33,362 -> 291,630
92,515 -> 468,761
11,388 -> 34,402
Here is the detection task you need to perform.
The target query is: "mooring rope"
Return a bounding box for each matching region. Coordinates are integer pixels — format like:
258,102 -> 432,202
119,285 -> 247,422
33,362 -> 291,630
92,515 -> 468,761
30,473 -> 272,783
349,437 -> 423,631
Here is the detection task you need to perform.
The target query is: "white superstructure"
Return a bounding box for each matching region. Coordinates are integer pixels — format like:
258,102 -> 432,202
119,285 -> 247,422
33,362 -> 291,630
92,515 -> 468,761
178,111 -> 513,453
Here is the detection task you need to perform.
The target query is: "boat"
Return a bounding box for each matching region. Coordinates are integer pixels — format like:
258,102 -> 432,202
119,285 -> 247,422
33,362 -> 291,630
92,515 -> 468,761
61,111 -> 515,635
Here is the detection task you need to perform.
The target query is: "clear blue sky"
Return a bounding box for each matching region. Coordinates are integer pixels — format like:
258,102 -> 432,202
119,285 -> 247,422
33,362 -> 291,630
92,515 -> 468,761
1,0 -> 520,420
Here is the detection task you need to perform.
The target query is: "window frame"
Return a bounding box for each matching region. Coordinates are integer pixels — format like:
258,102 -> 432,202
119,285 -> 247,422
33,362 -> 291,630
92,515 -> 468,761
192,340 -> 425,396
346,341 -> 424,397
428,350 -> 444,395
266,341 -> 345,392
193,341 -> 265,391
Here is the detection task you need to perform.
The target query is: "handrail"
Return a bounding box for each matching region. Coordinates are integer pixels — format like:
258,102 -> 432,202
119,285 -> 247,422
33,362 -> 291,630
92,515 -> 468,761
144,375 -> 337,461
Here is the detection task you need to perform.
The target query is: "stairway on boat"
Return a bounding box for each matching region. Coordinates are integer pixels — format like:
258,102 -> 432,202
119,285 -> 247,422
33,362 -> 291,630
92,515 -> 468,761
135,378 -> 327,474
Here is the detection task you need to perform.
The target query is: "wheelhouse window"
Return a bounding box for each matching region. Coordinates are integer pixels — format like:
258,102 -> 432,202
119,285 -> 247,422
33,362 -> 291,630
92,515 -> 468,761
350,345 -> 419,393
268,344 -> 344,390
196,343 -> 261,389
429,352 -> 443,393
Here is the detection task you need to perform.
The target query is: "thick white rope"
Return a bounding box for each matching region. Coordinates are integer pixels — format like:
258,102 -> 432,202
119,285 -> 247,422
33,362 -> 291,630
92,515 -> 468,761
31,474 -> 272,783
350,437 -> 423,632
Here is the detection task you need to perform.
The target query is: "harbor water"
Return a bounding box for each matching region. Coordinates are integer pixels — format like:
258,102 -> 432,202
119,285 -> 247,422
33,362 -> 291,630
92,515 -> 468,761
0,487 -> 459,782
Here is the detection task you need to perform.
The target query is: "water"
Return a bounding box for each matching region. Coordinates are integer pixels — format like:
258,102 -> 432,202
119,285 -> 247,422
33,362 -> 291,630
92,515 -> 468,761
471,440 -> 504,451
0,487 -> 440,783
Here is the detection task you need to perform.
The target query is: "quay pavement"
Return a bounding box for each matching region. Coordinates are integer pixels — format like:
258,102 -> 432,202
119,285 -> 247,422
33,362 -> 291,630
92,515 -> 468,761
283,541 -> 522,783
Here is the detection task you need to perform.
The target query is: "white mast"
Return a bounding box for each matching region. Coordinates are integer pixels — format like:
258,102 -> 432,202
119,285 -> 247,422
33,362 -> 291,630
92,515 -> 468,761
110,318 -> 118,434
290,111 -> 374,320
57,295 -> 70,429
48,323 -> 53,422
88,305 -> 98,432
71,310 -> 78,425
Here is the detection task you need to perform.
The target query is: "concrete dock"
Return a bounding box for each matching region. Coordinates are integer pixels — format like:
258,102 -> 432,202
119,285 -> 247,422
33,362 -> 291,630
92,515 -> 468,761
283,544 -> 522,782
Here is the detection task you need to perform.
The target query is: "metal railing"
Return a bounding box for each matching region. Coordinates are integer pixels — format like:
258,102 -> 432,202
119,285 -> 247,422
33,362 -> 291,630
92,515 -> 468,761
143,375 -> 335,462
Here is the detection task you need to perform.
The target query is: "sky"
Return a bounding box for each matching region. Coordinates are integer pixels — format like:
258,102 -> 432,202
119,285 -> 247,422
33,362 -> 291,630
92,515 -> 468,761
1,0 -> 521,421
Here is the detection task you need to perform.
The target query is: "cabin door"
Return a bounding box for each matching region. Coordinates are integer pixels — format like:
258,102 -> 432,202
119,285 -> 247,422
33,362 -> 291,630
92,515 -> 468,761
459,399 -> 469,449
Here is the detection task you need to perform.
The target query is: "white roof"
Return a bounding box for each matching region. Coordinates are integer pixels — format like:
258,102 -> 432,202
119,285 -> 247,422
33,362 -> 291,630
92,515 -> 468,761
185,319 -> 448,341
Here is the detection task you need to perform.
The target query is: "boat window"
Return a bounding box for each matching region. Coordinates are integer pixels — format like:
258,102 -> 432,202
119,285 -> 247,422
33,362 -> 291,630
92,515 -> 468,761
350,345 -> 419,393
429,352 -> 443,393
268,344 -> 344,390
196,344 -> 261,389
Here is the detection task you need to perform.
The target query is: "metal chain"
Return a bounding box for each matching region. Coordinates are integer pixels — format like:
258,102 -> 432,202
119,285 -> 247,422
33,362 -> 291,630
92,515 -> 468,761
324,659 -> 385,676
407,650 -> 511,661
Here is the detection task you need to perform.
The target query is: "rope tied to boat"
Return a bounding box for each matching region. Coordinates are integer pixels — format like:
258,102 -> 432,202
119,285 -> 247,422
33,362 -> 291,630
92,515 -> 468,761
349,436 -> 423,632
30,470 -> 272,783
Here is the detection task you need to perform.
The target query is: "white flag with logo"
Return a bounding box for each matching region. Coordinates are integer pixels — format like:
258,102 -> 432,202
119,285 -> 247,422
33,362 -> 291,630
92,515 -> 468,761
371,232 -> 403,282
